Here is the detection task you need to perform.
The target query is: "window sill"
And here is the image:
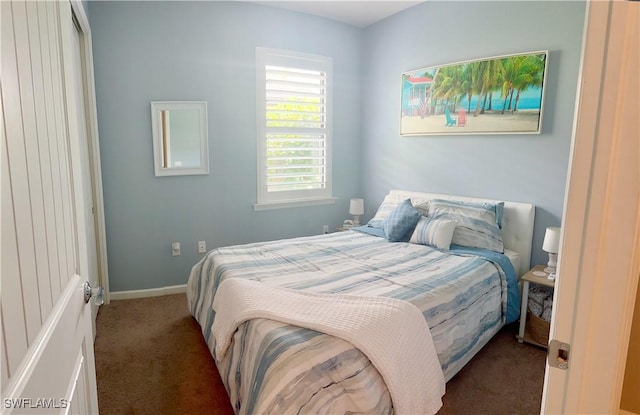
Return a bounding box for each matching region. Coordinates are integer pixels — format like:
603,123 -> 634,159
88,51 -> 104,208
253,197 -> 337,211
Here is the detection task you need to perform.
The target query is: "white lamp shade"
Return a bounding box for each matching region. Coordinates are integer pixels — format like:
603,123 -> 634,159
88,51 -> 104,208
349,198 -> 364,215
542,227 -> 561,253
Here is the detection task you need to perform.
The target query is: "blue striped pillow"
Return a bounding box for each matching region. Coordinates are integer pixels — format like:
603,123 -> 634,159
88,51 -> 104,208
382,199 -> 421,242
428,199 -> 504,253
409,217 -> 458,250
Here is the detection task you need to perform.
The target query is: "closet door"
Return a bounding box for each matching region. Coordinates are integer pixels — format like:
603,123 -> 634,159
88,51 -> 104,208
1,1 -> 99,413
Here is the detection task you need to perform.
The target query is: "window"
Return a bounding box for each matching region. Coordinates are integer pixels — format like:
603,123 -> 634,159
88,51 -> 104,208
255,48 -> 334,210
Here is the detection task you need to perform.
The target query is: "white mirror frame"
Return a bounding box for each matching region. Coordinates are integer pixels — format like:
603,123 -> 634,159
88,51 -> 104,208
151,101 -> 209,176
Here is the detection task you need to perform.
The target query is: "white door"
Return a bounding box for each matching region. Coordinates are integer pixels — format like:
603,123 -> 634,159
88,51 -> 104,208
1,0 -> 99,413
541,1 -> 640,413
70,8 -> 101,336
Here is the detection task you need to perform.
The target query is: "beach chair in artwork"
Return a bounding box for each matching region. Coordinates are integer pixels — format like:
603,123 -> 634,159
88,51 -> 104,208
445,108 -> 456,126
457,109 -> 467,127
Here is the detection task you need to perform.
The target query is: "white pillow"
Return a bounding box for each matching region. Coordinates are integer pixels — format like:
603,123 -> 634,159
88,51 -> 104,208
367,195 -> 400,228
409,216 -> 458,250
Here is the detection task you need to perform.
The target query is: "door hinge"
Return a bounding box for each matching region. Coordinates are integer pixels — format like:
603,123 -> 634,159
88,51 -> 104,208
548,339 -> 570,370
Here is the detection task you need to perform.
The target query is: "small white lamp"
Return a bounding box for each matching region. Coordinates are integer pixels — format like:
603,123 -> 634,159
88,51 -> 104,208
542,227 -> 561,273
349,198 -> 364,226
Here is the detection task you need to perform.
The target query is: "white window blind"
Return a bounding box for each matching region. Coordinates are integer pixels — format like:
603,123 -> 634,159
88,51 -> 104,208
256,48 -> 333,209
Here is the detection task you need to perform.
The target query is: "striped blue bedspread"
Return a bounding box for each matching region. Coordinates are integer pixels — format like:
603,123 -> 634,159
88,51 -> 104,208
187,230 -> 516,414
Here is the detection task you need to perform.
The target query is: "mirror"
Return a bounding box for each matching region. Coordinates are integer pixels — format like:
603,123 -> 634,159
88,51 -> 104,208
151,101 -> 209,176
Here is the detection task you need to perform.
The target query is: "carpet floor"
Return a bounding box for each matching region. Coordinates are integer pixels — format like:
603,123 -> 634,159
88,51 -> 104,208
95,294 -> 546,414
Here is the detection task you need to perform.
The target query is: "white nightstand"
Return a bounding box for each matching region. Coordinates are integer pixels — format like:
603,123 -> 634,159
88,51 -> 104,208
517,264 -> 555,348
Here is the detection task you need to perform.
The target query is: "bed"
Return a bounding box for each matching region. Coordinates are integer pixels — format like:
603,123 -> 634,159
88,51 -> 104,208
187,190 -> 535,414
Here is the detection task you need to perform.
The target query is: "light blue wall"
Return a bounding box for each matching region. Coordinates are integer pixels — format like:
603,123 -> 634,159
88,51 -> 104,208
360,1 -> 586,268
89,1 -> 363,291
90,1 -> 586,291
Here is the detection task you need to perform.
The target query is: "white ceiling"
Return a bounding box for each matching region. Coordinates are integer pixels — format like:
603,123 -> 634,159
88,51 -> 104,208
252,1 -> 425,28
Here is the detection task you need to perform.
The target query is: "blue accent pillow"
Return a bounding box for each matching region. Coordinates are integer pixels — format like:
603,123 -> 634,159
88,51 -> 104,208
383,199 -> 421,242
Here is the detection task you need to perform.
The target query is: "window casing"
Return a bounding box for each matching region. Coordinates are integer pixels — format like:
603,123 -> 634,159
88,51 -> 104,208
255,48 -> 333,209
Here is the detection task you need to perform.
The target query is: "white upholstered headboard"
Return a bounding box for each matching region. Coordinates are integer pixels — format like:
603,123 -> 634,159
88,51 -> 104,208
387,190 -> 535,277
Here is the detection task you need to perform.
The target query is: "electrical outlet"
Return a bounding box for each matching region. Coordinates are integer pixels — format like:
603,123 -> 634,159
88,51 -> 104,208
172,242 -> 181,256
323,225 -> 329,234
198,240 -> 206,254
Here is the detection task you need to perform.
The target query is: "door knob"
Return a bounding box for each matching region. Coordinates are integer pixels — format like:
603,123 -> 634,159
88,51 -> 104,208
84,281 -> 104,305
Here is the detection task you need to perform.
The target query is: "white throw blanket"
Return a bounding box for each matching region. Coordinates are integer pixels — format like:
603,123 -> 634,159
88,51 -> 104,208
211,278 -> 446,415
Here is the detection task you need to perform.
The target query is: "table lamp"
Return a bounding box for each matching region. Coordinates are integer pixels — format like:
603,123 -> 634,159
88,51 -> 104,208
349,198 -> 364,226
542,227 -> 561,273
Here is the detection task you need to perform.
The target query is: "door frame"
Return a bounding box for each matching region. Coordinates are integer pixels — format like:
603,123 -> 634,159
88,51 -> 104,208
69,0 -> 110,305
540,1 -> 640,413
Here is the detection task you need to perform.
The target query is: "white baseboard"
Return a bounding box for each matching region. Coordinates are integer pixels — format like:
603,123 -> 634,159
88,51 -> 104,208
109,284 -> 187,300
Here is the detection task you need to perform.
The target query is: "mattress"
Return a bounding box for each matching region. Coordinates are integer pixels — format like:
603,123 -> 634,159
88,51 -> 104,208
187,229 -> 519,414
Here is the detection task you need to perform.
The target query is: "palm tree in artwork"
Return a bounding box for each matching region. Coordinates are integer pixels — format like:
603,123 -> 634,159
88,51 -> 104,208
457,64 -> 475,114
430,55 -> 542,118
500,56 -> 524,114
480,59 -> 504,113
432,65 -> 464,113
513,54 -> 546,112
499,55 -> 545,114
423,68 -> 439,116
471,61 -> 490,117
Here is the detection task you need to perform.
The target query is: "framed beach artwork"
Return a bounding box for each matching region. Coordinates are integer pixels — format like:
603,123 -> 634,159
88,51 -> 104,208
400,50 -> 548,136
